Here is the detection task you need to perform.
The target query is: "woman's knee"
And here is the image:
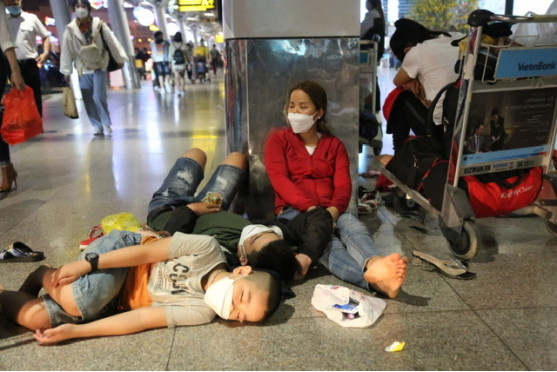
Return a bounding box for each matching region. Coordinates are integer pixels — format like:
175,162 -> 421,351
337,213 -> 368,234
222,152 -> 247,170
180,148 -> 207,169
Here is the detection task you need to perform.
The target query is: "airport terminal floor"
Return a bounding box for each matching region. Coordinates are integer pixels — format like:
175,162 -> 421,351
0,67 -> 555,370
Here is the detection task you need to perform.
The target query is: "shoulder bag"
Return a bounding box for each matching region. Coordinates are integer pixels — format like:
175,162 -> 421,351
99,22 -> 120,72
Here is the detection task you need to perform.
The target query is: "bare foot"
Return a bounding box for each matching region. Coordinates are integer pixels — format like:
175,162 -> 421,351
294,253 -> 312,280
364,253 -> 408,299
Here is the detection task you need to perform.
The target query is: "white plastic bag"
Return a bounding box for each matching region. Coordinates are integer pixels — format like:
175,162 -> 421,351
511,5 -> 557,46
311,284 -> 386,328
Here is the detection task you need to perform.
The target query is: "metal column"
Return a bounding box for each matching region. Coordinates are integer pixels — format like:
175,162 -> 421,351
48,0 -> 81,99
106,0 -> 140,89
224,0 -> 361,220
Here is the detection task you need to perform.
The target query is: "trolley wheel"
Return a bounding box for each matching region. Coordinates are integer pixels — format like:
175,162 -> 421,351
545,220 -> 557,238
447,220 -> 480,260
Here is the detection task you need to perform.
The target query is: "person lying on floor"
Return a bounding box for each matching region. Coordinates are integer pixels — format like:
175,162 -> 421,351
0,230 -> 281,345
146,148 -> 332,282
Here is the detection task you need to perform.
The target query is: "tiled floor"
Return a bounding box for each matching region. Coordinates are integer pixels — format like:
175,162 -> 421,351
0,68 -> 556,371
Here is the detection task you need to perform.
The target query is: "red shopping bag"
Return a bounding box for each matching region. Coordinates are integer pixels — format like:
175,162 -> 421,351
1,86 -> 43,145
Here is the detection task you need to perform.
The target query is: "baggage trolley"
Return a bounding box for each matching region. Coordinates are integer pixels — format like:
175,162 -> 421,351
373,10 -> 557,259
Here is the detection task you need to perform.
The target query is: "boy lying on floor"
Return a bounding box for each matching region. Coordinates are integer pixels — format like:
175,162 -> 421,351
0,230 -> 280,345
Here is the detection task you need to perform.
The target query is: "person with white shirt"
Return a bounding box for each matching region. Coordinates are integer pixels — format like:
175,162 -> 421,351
59,0 -> 127,136
388,18 -> 463,151
6,0 -> 51,116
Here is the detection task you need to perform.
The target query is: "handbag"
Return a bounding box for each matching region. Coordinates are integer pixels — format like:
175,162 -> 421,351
62,86 -> 78,119
460,167 -> 543,218
1,86 -> 43,145
99,22 -> 120,72
385,136 -> 443,190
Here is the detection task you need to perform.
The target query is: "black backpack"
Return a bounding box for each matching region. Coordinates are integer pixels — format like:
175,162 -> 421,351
173,45 -> 185,65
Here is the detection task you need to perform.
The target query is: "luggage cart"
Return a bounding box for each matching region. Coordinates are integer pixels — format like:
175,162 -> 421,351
359,40 -> 383,155
373,10 -> 557,259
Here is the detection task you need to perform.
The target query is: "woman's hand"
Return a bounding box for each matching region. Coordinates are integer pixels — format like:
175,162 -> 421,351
50,260 -> 90,288
34,324 -> 75,344
187,201 -> 221,216
10,70 -> 25,90
326,206 -> 339,227
36,52 -> 49,64
403,80 -> 423,97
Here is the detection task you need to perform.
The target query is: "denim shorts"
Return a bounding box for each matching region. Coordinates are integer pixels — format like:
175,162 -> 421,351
42,231 -> 142,327
153,61 -> 171,77
148,157 -> 246,215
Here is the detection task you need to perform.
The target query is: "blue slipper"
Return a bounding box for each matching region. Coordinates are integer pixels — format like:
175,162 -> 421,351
0,242 -> 44,262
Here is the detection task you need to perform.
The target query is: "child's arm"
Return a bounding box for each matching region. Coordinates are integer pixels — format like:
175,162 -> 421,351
33,306 -> 167,344
52,237 -> 173,287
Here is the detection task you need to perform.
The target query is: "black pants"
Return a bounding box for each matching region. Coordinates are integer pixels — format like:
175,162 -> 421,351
387,90 -> 430,152
18,59 -> 42,117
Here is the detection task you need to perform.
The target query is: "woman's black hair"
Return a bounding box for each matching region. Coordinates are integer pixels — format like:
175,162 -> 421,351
389,18 -> 451,62
286,81 -> 331,135
173,32 -> 183,43
71,0 -> 92,11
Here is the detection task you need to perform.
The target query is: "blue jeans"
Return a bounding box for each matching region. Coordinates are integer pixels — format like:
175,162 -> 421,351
42,230 -> 142,327
148,157 -> 245,214
318,213 -> 383,290
79,70 -> 112,131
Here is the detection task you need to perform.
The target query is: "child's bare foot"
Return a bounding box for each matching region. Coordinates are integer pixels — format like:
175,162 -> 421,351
294,253 -> 312,280
18,264 -> 52,296
364,253 -> 408,298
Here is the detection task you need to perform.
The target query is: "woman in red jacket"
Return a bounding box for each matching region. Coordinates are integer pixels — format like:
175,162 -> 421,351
265,81 -> 407,298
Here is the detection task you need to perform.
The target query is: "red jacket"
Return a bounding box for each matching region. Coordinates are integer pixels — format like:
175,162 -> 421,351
264,127 -> 352,215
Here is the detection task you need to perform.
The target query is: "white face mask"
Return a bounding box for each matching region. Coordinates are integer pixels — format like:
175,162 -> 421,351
75,7 -> 89,19
238,224 -> 283,248
204,274 -> 243,319
287,112 -> 317,134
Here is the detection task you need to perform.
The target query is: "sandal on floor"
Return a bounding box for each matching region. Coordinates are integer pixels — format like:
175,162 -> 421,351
358,203 -> 374,215
0,242 -> 44,262
412,250 -> 476,280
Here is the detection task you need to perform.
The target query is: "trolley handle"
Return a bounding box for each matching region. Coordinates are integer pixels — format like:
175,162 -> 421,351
468,9 -> 557,27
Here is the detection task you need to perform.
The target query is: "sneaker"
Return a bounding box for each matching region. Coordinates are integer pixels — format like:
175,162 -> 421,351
103,125 -> 113,135
93,127 -> 103,135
